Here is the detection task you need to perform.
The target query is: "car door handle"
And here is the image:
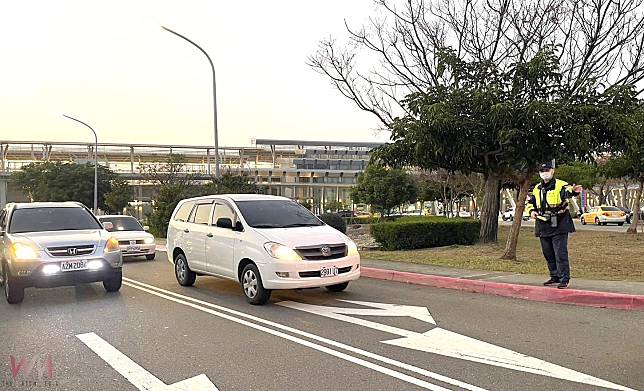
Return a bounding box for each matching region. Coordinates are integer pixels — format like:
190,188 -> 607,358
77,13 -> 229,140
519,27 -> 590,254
206,233 -> 214,238
183,229 -> 190,233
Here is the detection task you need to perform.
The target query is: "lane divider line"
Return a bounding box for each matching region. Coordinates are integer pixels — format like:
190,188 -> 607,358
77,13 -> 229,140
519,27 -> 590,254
122,277 -> 488,391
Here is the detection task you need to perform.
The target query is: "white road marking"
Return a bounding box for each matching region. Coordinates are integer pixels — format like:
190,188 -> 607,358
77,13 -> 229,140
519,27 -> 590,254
76,332 -> 218,391
122,277 -> 487,391
277,301 -> 635,391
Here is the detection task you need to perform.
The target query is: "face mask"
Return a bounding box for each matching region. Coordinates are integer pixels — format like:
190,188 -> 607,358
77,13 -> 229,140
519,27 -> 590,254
539,171 -> 553,181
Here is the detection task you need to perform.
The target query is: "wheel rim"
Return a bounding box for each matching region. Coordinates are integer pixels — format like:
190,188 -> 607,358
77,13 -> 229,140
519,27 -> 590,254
243,270 -> 258,299
176,259 -> 186,282
4,271 -> 9,299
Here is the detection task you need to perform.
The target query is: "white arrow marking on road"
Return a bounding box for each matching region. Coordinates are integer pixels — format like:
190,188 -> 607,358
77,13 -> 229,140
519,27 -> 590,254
76,332 -> 219,391
277,300 -> 635,391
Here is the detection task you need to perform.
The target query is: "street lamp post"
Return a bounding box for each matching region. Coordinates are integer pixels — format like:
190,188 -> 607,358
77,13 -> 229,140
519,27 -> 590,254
162,26 -> 220,178
63,114 -> 98,213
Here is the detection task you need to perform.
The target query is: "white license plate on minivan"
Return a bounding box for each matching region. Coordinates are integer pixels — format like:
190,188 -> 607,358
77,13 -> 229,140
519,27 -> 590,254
320,266 -> 339,278
61,260 -> 87,272
126,245 -> 141,252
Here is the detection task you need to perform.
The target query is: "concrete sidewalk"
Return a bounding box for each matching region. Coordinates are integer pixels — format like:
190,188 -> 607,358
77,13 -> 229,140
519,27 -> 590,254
361,259 -> 644,310
362,259 -> 644,296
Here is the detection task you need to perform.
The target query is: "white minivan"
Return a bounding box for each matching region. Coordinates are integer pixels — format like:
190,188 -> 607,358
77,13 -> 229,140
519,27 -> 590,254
166,194 -> 360,304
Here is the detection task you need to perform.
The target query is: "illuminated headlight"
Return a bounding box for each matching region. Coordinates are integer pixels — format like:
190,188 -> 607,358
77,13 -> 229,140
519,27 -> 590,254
87,260 -> 103,270
143,237 -> 155,245
263,243 -> 302,261
42,264 -> 60,275
11,243 -> 39,260
347,240 -> 359,256
105,237 -> 120,253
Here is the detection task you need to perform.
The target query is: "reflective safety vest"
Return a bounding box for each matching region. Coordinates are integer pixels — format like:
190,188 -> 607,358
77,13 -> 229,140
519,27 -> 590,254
525,179 -> 575,215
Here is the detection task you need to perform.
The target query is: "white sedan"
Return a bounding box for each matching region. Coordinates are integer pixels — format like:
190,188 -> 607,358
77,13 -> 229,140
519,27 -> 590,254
97,215 -> 156,260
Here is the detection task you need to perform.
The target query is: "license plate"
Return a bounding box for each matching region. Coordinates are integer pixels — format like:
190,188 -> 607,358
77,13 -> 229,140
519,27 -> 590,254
320,266 -> 339,278
126,245 -> 141,252
61,260 -> 87,272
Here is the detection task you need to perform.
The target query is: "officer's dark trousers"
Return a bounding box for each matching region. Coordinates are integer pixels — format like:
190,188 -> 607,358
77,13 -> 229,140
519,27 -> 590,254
539,234 -> 570,282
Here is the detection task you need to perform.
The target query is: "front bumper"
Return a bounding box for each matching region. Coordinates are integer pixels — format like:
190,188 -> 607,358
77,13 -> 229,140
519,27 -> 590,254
260,255 -> 361,290
7,251 -> 123,288
119,244 -> 156,257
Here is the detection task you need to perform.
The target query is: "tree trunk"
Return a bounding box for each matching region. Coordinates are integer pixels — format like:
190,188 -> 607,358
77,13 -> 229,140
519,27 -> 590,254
479,173 -> 500,243
627,179 -> 643,234
501,177 -> 530,260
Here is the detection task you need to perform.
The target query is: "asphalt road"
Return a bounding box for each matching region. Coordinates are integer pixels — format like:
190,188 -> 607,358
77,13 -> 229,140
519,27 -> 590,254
499,219 -> 633,232
1,251 -> 642,391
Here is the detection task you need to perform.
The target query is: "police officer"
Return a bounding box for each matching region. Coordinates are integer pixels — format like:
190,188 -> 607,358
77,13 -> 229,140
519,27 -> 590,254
525,162 -> 583,289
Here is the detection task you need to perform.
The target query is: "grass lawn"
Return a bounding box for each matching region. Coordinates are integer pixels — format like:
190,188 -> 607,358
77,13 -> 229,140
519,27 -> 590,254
360,226 -> 644,281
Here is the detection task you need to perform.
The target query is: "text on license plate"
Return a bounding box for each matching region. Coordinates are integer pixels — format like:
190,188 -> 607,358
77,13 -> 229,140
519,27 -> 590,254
320,266 -> 339,278
61,260 -> 87,272
126,245 -> 141,252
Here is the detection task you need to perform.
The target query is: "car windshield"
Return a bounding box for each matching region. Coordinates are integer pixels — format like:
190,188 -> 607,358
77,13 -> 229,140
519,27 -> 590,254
9,207 -> 101,234
235,200 -> 323,229
601,206 -> 620,211
99,216 -> 143,231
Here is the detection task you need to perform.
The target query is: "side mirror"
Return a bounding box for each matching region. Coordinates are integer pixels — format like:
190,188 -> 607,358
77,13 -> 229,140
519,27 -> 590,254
216,218 -> 233,229
234,221 -> 244,232
143,225 -> 150,232
103,222 -> 114,232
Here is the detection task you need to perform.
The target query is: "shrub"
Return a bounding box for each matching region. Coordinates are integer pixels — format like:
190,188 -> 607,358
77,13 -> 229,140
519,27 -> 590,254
371,217 -> 480,250
319,213 -> 347,233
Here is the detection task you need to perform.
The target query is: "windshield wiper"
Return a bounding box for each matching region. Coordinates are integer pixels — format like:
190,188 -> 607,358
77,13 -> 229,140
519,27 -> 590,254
280,223 -> 321,228
252,224 -> 280,228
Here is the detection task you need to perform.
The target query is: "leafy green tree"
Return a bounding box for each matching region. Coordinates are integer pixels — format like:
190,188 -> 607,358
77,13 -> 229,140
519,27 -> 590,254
202,174 -> 258,194
105,179 -> 134,214
351,165 -> 417,217
147,184 -> 202,237
11,162 -> 116,210
556,162 -> 610,206
325,200 -> 345,213
140,153 -> 193,186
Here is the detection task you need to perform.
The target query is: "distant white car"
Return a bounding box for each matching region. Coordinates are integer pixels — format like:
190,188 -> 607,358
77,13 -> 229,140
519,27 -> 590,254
501,209 -> 530,221
97,215 -> 156,260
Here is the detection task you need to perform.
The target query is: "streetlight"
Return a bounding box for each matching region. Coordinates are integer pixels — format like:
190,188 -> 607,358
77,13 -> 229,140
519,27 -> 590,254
62,114 -> 98,213
162,26 -> 220,178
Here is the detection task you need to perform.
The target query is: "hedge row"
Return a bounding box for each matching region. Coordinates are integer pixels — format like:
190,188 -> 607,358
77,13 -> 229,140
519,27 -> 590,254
370,217 -> 480,250
319,213 -> 347,233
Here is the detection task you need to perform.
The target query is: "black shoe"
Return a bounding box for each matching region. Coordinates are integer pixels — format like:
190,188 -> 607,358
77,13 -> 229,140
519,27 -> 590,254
543,278 -> 560,286
557,281 -> 569,289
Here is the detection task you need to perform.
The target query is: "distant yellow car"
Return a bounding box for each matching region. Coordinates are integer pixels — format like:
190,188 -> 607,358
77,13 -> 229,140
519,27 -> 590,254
580,206 -> 627,226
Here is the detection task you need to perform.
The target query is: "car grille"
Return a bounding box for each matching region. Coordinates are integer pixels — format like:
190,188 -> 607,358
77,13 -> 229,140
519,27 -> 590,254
47,245 -> 95,257
299,266 -> 353,278
118,240 -> 145,245
295,244 -> 347,261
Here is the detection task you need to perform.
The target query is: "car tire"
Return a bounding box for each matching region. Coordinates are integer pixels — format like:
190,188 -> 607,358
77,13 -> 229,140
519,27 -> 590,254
618,223 -> 624,226
174,254 -> 196,287
145,254 -> 156,261
595,217 -> 600,225
581,217 -> 586,225
241,264 -> 271,305
103,270 -> 122,292
4,268 -> 24,304
326,282 -> 350,293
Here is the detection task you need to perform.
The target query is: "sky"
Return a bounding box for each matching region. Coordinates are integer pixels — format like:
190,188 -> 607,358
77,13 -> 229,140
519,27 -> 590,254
0,0 -> 387,147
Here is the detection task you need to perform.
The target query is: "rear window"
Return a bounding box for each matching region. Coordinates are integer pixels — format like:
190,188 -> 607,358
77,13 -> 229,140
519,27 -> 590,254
174,201 -> 195,222
9,207 -> 101,234
99,216 -> 143,231
601,206 -> 620,211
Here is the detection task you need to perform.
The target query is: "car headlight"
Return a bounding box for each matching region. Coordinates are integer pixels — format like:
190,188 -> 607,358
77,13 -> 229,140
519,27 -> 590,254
144,237 -> 155,244
347,240 -> 359,256
11,243 -> 39,260
105,237 -> 120,253
263,243 -> 301,261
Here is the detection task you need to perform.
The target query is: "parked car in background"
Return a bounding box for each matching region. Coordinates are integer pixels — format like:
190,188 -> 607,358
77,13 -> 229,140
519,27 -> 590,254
97,215 -> 156,260
616,207 -> 633,224
166,195 -> 360,305
580,206 -> 627,226
501,208 -> 530,221
0,202 -> 122,304
334,210 -> 356,218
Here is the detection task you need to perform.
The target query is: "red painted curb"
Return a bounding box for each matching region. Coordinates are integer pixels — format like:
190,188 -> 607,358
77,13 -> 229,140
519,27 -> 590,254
361,267 -> 644,311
